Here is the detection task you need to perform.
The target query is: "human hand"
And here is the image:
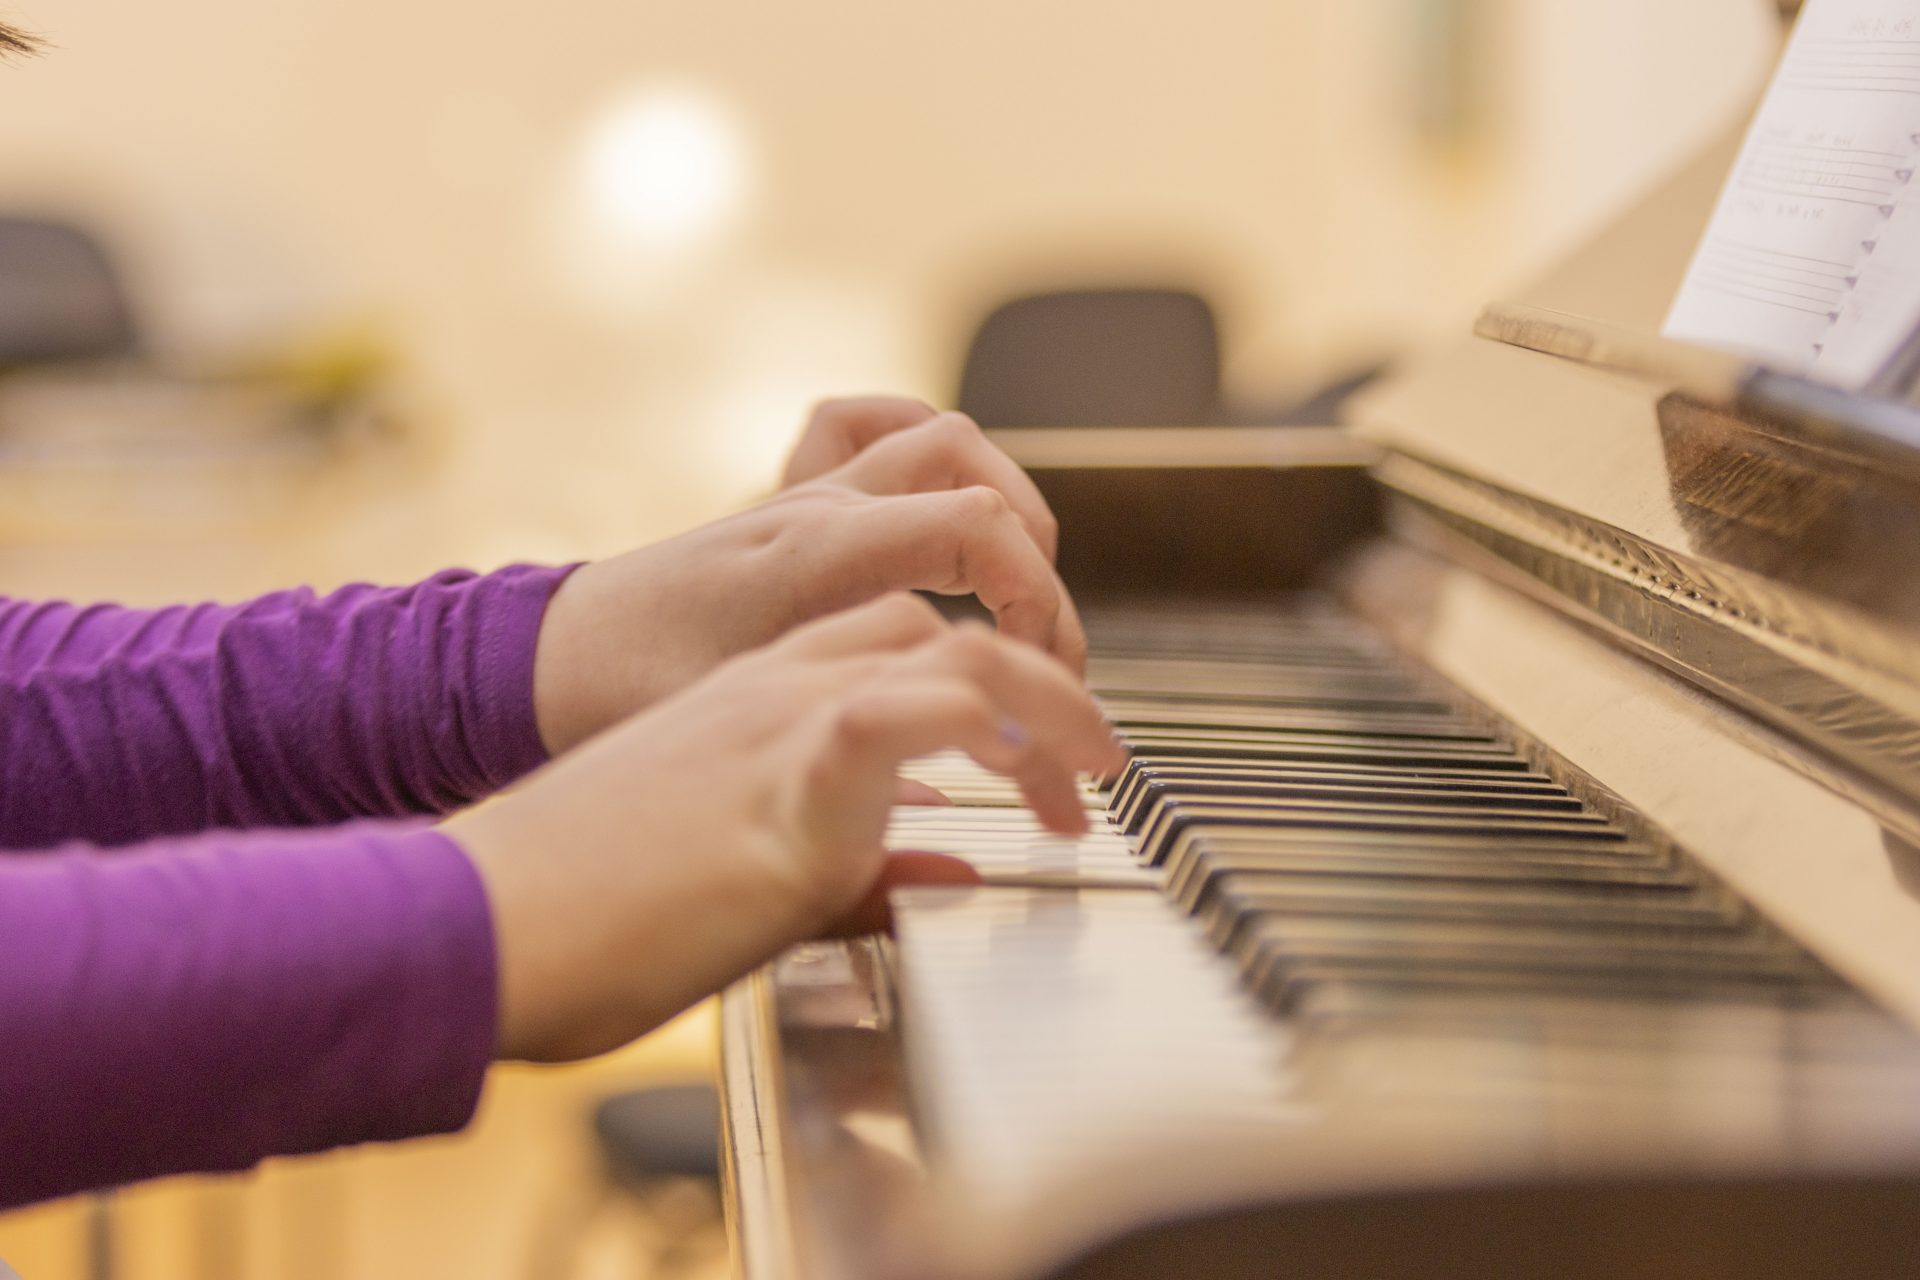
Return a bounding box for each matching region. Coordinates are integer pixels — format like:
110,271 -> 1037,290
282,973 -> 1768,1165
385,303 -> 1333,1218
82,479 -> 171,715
779,395 -> 943,490
532,400 -> 1077,756
455,594 -> 1122,1062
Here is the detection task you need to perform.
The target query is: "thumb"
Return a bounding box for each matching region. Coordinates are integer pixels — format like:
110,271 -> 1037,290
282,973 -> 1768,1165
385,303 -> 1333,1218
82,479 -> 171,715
817,850 -> 982,938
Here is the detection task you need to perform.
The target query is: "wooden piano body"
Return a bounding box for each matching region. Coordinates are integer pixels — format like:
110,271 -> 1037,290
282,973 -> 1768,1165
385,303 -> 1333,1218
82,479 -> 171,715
719,125 -> 1920,1280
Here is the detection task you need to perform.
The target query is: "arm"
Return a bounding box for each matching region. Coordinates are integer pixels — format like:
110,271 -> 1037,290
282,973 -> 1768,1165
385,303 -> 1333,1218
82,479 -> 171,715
0,565 -> 571,848
459,595 -> 1124,1062
0,822 -> 494,1210
0,597 -> 1113,1210
0,400 -> 1069,848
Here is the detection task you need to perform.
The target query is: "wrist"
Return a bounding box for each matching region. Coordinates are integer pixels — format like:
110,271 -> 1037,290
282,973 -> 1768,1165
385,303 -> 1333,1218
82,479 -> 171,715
530,559 -> 619,757
446,749 -> 827,1062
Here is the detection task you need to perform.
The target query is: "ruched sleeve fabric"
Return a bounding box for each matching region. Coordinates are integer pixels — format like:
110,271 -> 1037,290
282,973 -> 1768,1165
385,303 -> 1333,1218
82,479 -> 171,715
0,823 -> 499,1210
0,564 -> 574,848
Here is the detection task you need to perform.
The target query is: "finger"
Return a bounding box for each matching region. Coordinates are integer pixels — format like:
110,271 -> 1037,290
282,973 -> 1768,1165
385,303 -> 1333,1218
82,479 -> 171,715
834,413 -> 1060,562
826,677 -> 1034,777
846,488 -> 1088,672
782,396 -> 939,488
899,621 -> 1117,776
895,777 -> 953,806
816,851 -> 981,938
1007,749 -> 1092,836
819,677 -> 1098,837
774,593 -> 948,662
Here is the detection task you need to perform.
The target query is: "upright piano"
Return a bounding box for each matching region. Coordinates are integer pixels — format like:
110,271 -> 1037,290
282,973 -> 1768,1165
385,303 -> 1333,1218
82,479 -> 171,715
717,116 -> 1920,1280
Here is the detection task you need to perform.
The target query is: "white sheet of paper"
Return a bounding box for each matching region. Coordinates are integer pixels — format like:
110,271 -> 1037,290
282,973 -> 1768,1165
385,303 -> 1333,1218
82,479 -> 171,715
1666,0 -> 1920,389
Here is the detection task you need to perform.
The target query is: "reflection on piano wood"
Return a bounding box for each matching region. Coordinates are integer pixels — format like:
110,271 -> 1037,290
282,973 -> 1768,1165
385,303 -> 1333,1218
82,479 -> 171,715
720,126 -> 1920,1280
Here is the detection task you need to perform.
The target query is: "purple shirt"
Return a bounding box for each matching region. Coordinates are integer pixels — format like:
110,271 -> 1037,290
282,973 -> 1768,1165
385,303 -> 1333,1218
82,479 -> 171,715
0,564 -> 573,1209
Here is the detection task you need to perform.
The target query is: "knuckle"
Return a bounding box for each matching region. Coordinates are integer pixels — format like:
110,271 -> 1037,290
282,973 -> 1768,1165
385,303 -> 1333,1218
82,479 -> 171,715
943,620 -> 1001,672
932,411 -> 983,447
879,591 -> 944,629
830,692 -> 887,748
952,484 -> 1011,521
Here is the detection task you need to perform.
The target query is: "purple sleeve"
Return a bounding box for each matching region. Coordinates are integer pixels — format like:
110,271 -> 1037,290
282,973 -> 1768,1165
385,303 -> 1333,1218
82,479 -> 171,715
0,564 -> 576,849
0,823 -> 497,1210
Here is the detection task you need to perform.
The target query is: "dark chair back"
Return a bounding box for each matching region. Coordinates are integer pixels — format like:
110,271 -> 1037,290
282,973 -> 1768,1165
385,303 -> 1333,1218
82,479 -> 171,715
957,287 -> 1221,428
0,216 -> 140,365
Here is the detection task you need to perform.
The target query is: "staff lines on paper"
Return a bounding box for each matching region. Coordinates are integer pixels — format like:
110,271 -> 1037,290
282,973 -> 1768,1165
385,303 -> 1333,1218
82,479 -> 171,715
1791,47 -> 1920,58
1696,269 -> 1846,305
1695,264 -> 1845,303
1744,156 -> 1899,192
1715,240 -> 1858,271
1755,151 -> 1905,175
1748,139 -> 1910,161
1699,251 -> 1854,292
1750,147 -> 1905,178
1791,58 -> 1920,74
1777,80 -> 1920,97
1689,277 -> 1838,317
1781,69 -> 1920,84
1784,69 -> 1920,85
1745,148 -> 1898,176
1712,242 -> 1856,277
1694,266 -> 1846,307
1734,180 -> 1900,206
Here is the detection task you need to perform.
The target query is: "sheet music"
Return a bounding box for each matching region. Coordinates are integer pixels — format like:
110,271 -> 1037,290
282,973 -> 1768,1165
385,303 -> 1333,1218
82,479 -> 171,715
1666,0 -> 1920,389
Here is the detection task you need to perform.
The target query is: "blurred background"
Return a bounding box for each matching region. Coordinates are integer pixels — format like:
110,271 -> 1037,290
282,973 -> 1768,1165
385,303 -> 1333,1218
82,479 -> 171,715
0,0 -> 1779,1276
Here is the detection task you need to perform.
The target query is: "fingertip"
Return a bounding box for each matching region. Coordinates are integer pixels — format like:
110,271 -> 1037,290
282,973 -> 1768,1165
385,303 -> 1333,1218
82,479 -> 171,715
895,777 -> 954,807
1041,802 -> 1091,837
816,851 -> 982,939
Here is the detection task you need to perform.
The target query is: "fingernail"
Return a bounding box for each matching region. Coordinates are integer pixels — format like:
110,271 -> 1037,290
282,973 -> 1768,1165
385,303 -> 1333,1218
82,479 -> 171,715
999,718 -> 1030,749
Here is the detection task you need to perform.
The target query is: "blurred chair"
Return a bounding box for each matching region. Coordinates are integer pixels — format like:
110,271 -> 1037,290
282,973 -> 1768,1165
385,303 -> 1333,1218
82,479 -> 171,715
538,1083 -> 725,1279
957,287 -> 1223,427
0,216 -> 140,366
593,1083 -> 721,1196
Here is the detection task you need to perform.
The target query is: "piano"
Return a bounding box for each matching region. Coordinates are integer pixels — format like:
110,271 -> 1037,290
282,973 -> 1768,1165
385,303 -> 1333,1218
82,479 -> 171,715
716,102 -> 1920,1280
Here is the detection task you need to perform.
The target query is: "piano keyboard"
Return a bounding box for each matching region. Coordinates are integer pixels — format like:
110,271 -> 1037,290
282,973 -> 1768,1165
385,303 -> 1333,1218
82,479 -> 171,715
886,597 -> 1920,1233
899,595 -> 1854,1017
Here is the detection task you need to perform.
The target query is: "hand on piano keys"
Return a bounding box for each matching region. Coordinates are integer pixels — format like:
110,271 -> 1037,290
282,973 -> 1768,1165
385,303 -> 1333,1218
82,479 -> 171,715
449,592 -> 1124,1064
529,399 -> 1081,755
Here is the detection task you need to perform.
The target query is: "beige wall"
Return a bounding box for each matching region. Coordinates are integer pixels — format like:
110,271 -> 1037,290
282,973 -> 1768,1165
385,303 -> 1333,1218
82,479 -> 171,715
0,0 -> 1778,591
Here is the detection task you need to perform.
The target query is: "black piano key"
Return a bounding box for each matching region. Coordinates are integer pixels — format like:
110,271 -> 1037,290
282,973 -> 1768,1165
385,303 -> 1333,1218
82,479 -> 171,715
1091,688 -> 1459,717
1104,708 -> 1496,742
1124,774 -> 1581,818
1161,841 -> 1699,912
1286,977 -> 1872,1035
1108,761 -> 1571,827
1135,804 -> 1628,868
1067,598 -> 1885,1039
1113,721 -> 1497,752
1230,918 -> 1834,1010
1199,874 -> 1747,960
1113,733 -> 1534,772
1155,829 -> 1663,889
1252,961 -> 1845,1019
1159,831 -> 1683,904
1114,776 -> 1581,834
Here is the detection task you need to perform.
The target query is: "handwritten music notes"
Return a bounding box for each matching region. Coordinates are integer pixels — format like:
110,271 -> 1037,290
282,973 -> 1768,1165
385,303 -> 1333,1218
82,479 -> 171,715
1666,0 -> 1920,391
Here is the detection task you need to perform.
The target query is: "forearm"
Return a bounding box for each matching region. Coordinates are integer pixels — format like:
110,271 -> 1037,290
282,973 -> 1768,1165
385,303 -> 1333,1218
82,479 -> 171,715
0,822 -> 497,1210
0,564 -> 574,847
450,739 -> 814,1062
